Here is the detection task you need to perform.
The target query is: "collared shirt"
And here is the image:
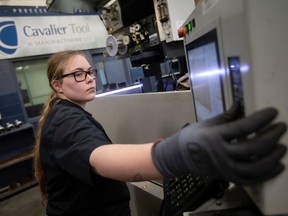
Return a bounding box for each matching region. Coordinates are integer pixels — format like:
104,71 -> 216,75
40,99 -> 130,216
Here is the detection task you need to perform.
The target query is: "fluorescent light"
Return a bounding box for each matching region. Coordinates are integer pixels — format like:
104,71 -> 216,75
96,84 -> 143,97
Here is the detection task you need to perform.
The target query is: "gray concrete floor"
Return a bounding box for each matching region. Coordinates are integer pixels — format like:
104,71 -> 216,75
0,186 -> 46,216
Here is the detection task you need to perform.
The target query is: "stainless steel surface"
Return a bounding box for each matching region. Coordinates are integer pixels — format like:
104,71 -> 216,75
127,182 -> 163,216
129,181 -> 163,200
86,91 -> 196,144
86,91 -> 196,215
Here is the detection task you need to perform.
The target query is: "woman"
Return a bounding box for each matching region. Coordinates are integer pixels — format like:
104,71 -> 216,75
34,50 -> 287,216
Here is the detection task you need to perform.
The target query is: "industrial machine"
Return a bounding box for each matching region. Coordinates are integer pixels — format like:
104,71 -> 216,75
153,0 -> 195,43
98,0 -> 196,92
101,0 -> 195,57
181,0 -> 288,215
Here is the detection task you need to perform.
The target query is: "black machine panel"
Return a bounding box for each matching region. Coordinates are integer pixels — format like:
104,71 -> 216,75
118,0 -> 155,28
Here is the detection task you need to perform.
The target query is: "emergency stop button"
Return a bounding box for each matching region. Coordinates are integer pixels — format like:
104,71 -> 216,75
178,26 -> 187,38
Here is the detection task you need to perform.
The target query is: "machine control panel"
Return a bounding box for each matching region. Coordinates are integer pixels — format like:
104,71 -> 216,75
154,0 -> 195,42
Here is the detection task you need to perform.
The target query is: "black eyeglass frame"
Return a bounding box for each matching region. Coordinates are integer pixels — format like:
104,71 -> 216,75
61,68 -> 97,82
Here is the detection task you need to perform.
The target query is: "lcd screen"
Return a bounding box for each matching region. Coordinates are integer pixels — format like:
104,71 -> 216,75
187,30 -> 224,121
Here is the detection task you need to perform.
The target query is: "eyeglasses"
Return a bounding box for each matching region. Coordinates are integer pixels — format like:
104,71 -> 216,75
61,68 -> 97,82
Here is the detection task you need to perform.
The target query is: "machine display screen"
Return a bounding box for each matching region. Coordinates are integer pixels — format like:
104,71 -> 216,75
186,29 -> 225,121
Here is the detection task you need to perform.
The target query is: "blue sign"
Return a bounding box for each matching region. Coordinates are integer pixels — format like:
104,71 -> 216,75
0,21 -> 18,55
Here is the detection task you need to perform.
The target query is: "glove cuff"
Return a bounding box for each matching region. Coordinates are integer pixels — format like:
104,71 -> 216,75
151,134 -> 187,178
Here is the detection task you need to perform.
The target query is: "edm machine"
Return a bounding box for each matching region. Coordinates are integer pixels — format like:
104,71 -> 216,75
177,0 -> 288,215
48,0 -> 288,215
101,0 -> 196,92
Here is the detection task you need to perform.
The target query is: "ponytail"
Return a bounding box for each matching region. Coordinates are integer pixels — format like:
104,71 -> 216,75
33,92 -> 60,204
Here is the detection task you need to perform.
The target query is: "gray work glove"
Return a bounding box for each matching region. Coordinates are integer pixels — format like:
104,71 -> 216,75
151,103 -> 287,185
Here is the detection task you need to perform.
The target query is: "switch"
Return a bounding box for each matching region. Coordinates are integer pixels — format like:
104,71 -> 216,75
192,18 -> 196,28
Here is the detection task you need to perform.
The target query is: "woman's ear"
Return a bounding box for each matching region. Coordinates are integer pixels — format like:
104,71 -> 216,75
51,80 -> 63,93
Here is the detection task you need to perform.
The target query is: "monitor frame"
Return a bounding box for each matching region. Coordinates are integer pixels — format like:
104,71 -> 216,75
185,28 -> 226,122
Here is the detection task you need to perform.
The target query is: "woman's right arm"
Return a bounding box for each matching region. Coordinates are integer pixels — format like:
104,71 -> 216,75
89,142 -> 163,182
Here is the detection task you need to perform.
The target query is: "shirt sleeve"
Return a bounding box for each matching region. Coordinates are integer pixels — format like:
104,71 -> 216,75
47,106 -> 111,187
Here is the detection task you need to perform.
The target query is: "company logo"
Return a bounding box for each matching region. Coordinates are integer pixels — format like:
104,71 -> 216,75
0,21 -> 18,55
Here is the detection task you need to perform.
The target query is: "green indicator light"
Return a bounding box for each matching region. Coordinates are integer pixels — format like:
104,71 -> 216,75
187,22 -> 192,31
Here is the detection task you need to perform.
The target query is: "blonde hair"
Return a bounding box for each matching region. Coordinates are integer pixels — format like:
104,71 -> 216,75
33,50 -> 86,203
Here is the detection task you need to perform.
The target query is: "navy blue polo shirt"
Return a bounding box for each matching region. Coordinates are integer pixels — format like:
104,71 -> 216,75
40,99 -> 131,216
